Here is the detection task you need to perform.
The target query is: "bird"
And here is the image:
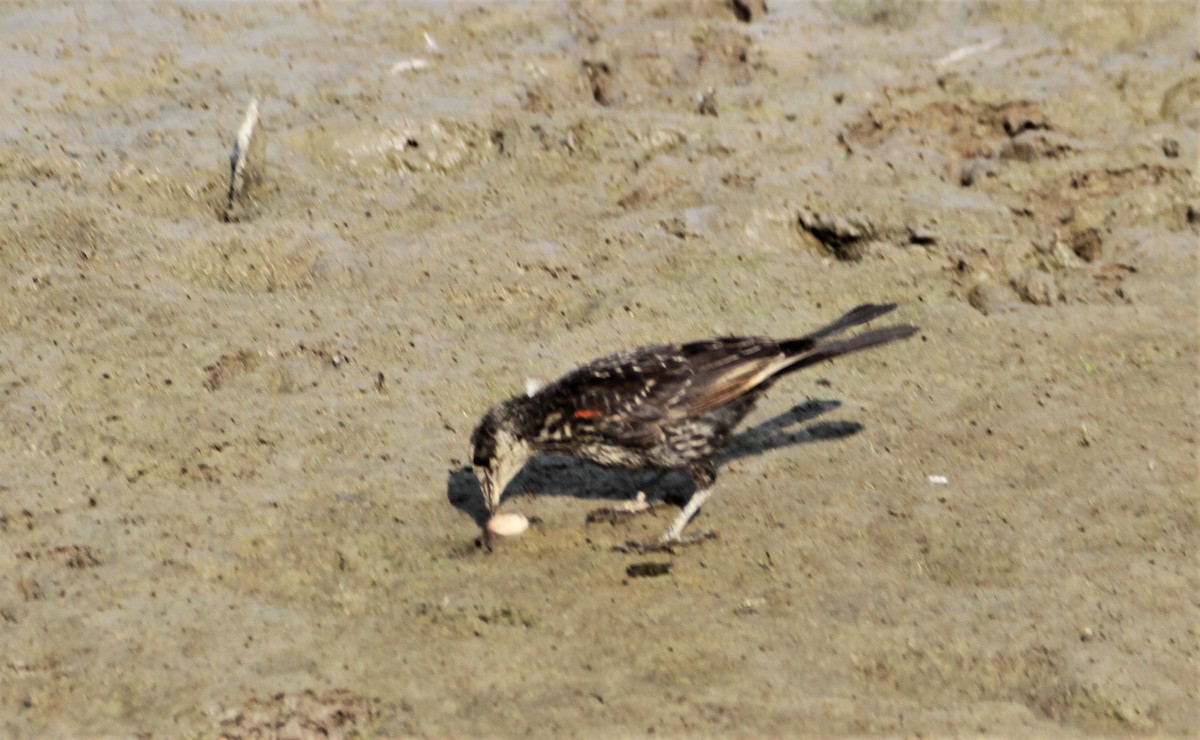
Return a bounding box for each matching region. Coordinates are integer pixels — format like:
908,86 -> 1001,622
469,303 -> 918,551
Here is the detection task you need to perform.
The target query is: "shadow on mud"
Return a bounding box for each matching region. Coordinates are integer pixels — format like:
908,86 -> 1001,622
446,399 -> 863,526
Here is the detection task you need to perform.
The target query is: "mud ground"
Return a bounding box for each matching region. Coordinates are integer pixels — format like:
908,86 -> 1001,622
1,1 -> 1196,736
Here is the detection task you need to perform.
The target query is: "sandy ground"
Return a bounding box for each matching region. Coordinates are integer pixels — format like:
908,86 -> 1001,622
1,1 -> 1197,736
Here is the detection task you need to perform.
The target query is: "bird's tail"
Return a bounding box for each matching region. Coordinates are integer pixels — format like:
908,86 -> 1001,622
778,303 -> 918,375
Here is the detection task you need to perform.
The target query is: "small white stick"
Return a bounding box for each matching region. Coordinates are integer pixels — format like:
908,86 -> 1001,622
935,39 -> 1001,68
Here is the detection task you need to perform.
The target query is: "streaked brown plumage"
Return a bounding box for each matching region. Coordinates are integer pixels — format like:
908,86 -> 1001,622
471,303 -> 918,550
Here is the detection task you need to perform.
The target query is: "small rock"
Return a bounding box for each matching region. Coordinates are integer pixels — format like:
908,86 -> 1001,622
1011,269 -> 1061,306
909,226 -> 937,245
734,597 -> 767,615
966,282 -> 1017,315
797,208 -> 874,261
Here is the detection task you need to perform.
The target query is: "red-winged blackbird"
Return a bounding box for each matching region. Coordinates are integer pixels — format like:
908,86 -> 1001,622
471,303 -> 918,551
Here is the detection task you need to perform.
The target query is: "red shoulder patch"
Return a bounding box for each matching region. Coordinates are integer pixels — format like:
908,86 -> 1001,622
573,409 -> 603,419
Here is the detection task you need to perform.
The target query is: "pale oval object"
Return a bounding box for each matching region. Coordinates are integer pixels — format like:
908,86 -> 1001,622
486,513 -> 529,537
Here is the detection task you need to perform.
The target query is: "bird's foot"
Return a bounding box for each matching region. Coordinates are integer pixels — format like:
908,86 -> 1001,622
613,530 -> 718,554
586,491 -> 660,525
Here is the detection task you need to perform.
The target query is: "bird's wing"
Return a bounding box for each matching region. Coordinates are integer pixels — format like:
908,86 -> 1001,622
670,338 -> 789,415
536,338 -> 784,447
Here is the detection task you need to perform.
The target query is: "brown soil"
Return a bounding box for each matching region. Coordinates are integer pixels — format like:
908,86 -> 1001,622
1,1 -> 1196,736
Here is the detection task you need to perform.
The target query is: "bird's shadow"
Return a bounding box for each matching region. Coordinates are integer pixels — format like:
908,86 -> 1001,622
446,399 -> 862,527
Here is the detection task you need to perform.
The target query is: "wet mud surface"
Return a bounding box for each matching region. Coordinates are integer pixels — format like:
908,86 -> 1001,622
1,1 -> 1196,735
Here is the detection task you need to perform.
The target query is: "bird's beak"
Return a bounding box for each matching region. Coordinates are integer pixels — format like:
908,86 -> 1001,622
475,465 -> 500,515
478,452 -> 528,516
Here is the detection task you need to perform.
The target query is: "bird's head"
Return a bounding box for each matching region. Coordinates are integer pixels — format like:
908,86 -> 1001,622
470,399 -> 532,514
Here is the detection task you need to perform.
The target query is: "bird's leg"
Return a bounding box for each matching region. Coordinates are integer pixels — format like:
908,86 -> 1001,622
617,462 -> 719,553
585,471 -> 668,524
659,487 -> 714,542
